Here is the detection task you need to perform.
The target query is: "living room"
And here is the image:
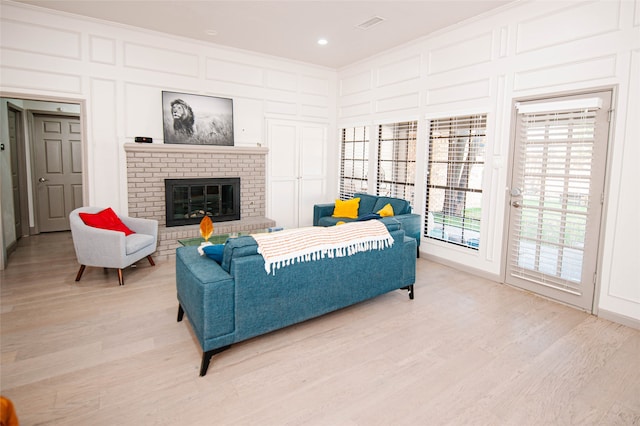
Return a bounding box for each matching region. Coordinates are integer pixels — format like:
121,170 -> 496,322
1,0 -> 639,424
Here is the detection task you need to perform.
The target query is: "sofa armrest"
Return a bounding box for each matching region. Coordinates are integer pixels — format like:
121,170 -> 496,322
393,213 -> 421,246
121,216 -> 158,238
313,203 -> 335,226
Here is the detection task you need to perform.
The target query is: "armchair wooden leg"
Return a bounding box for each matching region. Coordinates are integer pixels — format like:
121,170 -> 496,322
75,265 -> 86,282
117,269 -> 124,286
146,255 -> 155,266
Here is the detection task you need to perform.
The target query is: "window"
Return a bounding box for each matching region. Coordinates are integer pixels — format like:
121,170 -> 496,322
425,114 -> 486,249
339,126 -> 369,200
376,121 -> 417,206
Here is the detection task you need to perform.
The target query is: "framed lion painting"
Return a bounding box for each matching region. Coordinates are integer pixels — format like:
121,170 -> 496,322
162,91 -> 234,146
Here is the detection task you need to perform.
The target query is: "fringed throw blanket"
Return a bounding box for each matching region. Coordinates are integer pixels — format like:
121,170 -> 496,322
251,220 -> 394,274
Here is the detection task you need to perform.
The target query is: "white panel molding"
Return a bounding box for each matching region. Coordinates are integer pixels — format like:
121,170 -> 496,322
300,75 -> 330,96
265,100 -> 297,116
513,55 -> 617,91
123,82 -> 164,140
300,104 -> 329,119
338,101 -> 371,118
498,26 -> 509,59
0,65 -> 82,94
515,1 -> 621,54
428,32 -> 493,75
0,18 -> 81,60
339,70 -> 372,96
634,0 -> 640,27
232,96 -> 265,145
89,77 -> 120,209
89,35 -> 116,65
123,42 -> 198,77
265,70 -> 297,92
205,57 -> 264,87
375,92 -> 419,113
376,55 -> 421,87
427,78 -> 491,105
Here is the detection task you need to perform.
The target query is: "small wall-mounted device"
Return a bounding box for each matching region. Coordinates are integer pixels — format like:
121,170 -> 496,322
135,136 -> 153,143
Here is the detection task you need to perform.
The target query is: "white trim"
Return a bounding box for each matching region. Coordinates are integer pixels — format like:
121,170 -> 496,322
515,97 -> 603,114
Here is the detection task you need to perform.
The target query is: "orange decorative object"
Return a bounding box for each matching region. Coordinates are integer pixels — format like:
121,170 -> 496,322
199,216 -> 214,242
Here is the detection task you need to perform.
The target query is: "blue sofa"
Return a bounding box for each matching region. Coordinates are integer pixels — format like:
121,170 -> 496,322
175,226 -> 417,376
313,193 -> 421,255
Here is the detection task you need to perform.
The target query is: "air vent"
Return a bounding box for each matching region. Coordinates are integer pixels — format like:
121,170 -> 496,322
355,15 -> 386,30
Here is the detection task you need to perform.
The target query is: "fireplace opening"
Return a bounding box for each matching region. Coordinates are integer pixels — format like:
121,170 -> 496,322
165,178 -> 240,227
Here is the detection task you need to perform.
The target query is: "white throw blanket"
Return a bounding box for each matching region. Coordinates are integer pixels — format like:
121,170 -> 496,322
251,220 -> 394,274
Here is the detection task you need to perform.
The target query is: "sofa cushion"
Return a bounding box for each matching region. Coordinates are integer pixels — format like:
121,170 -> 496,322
317,216 -> 356,227
357,212 -> 381,221
373,197 -> 410,216
221,236 -> 258,272
376,203 -> 394,217
332,198 -> 360,219
353,193 -> 378,215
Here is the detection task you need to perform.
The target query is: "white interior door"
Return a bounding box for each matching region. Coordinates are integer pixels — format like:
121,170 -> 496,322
505,91 -> 612,311
298,124 -> 327,227
267,120 -> 327,229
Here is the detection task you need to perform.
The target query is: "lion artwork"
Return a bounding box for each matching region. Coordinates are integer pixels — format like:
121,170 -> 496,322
171,99 -> 195,136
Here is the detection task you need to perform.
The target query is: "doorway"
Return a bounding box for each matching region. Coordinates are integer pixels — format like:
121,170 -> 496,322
0,96 -> 84,270
504,90 -> 612,311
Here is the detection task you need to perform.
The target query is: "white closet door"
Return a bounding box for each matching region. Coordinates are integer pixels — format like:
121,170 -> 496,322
267,120 -> 327,229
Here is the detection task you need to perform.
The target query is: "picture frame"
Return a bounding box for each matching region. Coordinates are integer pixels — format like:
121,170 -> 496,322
162,91 -> 234,146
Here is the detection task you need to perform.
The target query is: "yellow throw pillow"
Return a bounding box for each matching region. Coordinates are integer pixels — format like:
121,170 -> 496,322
332,198 -> 360,219
377,203 -> 394,217
336,221 -> 346,226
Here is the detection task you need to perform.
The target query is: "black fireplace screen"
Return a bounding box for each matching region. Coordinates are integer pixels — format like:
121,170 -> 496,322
165,178 -> 240,227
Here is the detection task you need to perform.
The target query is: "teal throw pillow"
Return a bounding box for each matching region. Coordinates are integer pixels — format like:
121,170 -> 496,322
202,244 -> 225,264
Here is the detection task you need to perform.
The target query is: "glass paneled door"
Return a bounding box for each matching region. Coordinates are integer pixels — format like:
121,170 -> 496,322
505,91 -> 612,311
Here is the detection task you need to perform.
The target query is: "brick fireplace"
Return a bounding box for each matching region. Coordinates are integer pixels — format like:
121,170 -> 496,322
124,143 -> 275,259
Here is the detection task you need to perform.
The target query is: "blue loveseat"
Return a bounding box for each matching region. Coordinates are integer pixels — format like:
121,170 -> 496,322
313,193 -> 421,255
175,225 -> 417,376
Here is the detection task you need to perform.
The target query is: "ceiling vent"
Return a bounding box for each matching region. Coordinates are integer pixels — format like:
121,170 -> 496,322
355,16 -> 386,30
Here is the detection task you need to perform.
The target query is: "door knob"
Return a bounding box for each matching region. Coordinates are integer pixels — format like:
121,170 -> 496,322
39,177 -> 48,182
512,201 -> 521,208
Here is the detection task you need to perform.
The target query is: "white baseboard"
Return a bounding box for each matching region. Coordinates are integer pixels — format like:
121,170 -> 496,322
597,309 -> 640,330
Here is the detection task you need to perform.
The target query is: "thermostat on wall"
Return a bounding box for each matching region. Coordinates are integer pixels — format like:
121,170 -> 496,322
135,136 -> 153,143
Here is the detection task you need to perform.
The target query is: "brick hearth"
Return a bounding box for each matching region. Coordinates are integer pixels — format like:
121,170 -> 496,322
124,143 -> 275,259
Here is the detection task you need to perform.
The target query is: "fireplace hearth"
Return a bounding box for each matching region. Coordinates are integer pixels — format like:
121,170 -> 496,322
165,178 -> 240,227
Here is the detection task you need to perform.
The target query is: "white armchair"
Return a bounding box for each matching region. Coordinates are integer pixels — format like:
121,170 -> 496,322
69,207 -> 158,286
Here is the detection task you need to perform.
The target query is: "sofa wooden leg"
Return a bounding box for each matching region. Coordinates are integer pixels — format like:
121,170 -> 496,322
146,255 -> 155,266
75,265 -> 86,282
417,247 -> 420,258
200,345 -> 231,377
177,304 -> 184,322
117,269 -> 124,286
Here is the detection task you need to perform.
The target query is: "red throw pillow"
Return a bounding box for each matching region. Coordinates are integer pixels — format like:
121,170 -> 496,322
79,207 -> 135,236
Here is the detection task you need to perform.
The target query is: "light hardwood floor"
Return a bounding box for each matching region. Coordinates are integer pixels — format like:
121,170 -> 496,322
1,232 -> 639,425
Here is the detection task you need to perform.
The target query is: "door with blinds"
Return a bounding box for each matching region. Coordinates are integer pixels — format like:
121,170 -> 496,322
505,91 -> 612,311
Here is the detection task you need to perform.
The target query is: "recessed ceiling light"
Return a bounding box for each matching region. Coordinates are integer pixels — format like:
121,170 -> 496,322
317,38 -> 328,46
205,29 -> 218,36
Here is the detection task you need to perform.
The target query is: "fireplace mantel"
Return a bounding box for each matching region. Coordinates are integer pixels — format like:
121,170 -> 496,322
125,142 -> 274,259
124,143 -> 268,156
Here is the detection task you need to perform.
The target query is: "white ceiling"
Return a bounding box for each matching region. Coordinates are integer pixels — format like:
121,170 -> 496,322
14,0 -> 516,69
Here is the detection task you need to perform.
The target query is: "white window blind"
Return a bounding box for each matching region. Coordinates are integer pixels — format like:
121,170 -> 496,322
376,121 -> 417,206
425,114 -> 486,249
339,126 -> 369,200
510,107 -> 598,291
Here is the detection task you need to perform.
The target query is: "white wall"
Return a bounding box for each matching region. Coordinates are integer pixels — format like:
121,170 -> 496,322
0,0 -> 337,236
0,0 -> 637,324
337,0 -> 640,323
